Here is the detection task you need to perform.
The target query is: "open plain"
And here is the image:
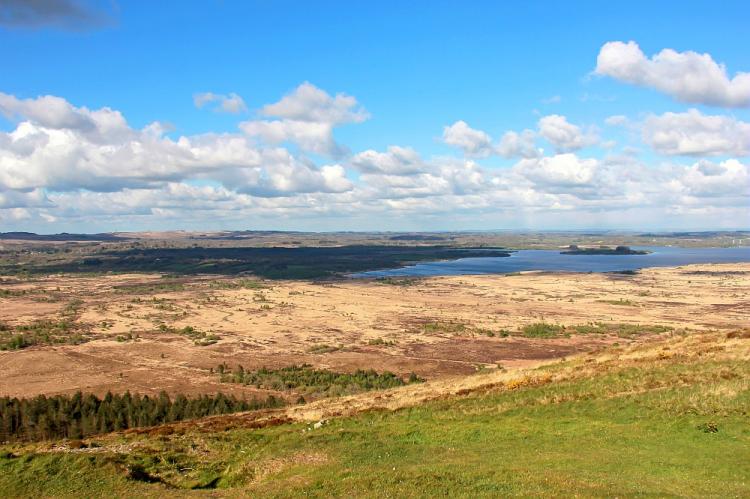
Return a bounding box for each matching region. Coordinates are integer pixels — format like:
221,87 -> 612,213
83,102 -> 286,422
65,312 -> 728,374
2,262 -> 748,401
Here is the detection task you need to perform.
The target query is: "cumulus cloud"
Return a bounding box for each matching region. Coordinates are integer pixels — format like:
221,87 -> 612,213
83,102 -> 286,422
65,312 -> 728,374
0,0 -> 114,30
604,115 -> 628,127
260,82 -> 368,124
497,130 -> 540,159
538,115 -> 598,152
0,91 -> 351,197
515,153 -> 598,188
350,146 -> 428,175
643,109 -> 750,157
442,121 -> 495,158
219,148 -> 352,197
240,82 -> 367,157
595,41 -> 750,108
443,121 -> 540,159
193,92 -> 247,114
0,87 -> 747,230
0,188 -> 50,209
681,159 -> 749,197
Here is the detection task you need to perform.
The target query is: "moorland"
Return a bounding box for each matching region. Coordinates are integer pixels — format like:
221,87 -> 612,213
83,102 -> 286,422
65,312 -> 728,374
0,230 -> 748,496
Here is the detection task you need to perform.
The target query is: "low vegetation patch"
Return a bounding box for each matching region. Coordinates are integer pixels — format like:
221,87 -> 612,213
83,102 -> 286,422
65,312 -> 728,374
375,277 -> 420,286
597,298 -> 638,306
157,324 -> 220,346
0,318 -> 90,350
522,322 -> 564,338
573,322 -> 673,338
1,332 -> 747,496
367,337 -> 397,346
306,344 -> 340,354
208,279 -> 268,290
114,281 -> 186,294
422,321 -> 466,334
216,364 -> 422,399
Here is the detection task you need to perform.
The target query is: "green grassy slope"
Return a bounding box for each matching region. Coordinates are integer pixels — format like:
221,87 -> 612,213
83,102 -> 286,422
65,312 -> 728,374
1,333 -> 748,497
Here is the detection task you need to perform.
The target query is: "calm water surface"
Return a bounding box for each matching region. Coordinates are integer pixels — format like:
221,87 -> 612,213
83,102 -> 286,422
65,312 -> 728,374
352,246 -> 750,278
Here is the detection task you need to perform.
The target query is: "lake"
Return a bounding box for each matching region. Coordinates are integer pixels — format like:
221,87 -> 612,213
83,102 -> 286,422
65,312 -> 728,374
351,246 -> 750,278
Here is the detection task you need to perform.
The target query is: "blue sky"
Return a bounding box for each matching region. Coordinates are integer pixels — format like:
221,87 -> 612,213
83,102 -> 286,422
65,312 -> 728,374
0,0 -> 748,232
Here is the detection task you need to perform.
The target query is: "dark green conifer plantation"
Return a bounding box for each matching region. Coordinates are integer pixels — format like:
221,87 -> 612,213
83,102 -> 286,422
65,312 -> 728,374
0,391 -> 283,443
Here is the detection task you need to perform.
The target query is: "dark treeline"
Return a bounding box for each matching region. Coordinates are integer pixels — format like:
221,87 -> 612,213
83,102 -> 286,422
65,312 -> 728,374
0,391 -> 284,443
1,245 -> 511,279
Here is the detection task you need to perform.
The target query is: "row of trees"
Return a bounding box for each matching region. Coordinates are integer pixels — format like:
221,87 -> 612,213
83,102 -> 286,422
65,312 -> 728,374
0,391 -> 284,443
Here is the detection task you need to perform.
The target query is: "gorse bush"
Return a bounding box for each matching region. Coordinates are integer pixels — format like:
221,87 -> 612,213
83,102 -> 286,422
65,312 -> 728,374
0,391 -> 283,443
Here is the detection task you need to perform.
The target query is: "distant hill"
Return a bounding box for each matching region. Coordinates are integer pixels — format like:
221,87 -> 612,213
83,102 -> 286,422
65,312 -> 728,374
389,234 -> 448,241
0,232 -> 126,242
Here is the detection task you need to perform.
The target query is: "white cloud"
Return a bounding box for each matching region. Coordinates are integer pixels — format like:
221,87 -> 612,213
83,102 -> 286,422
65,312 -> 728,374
515,153 -> 598,188
0,188 -> 50,209
538,115 -> 597,152
443,121 -> 540,159
0,88 -> 747,231
604,115 -> 628,127
0,92 -> 350,197
240,120 -> 342,157
497,130 -> 540,159
442,120 -> 494,158
240,82 -> 367,157
350,146 -> 428,175
595,41 -> 750,108
259,82 -> 368,124
681,159 -> 749,197
193,92 -> 247,114
643,109 -> 750,156
223,149 -> 353,197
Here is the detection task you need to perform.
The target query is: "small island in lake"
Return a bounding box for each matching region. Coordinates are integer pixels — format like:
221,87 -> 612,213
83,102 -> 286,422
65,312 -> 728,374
561,245 -> 650,255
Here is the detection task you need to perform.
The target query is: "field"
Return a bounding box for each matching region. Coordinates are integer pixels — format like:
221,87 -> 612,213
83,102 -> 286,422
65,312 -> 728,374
1,263 -> 748,401
1,233 -> 749,496
0,327 -> 748,497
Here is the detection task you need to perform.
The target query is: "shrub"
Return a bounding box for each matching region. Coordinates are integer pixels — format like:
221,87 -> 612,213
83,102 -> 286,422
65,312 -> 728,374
522,323 -> 563,338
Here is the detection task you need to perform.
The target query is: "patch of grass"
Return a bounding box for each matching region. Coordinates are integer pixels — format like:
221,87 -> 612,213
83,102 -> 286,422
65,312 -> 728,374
306,344 -> 340,354
158,324 -> 220,346
422,321 -> 466,334
2,333 -> 748,496
375,277 -> 420,286
209,279 -> 268,290
115,332 -> 139,343
522,322 -> 564,338
473,328 -> 510,338
367,337 -> 396,346
572,322 -> 673,338
114,282 -> 186,294
0,318 -> 90,350
597,298 -> 638,306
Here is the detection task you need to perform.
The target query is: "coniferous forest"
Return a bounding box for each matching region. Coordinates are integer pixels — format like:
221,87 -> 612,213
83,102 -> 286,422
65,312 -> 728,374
0,391 -> 284,443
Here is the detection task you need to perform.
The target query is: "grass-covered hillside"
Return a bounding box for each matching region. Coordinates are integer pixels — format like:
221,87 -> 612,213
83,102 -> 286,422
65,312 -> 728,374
1,330 -> 748,497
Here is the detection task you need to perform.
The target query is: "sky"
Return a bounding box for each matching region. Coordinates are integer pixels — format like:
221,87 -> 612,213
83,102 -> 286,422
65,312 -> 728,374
0,0 -> 748,233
